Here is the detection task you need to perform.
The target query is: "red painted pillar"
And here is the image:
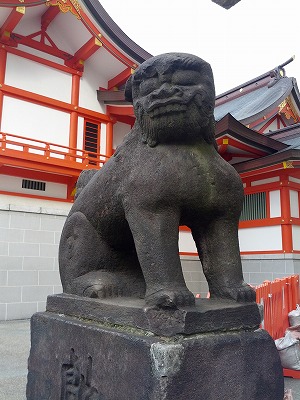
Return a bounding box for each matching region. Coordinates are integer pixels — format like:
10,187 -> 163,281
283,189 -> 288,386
106,122 -> 113,160
69,73 -> 80,153
280,182 -> 293,253
0,46 -> 7,130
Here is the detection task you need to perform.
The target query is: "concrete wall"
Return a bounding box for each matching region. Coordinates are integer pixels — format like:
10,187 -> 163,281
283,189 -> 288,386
241,254 -> 300,285
0,197 -> 70,320
181,254 -> 300,298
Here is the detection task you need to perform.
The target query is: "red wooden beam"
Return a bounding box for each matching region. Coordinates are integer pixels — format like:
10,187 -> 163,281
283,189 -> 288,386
258,114 -> 277,134
111,115 -> 135,126
108,67 -> 132,90
11,32 -> 72,60
106,105 -> 134,116
216,136 -> 268,157
228,138 -> 268,156
247,108 -> 278,130
0,7 -> 25,43
1,83 -> 112,122
41,5 -> 60,30
65,37 -> 102,70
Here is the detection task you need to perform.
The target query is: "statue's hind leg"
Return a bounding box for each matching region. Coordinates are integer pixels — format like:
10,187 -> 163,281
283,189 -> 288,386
59,211 -> 145,298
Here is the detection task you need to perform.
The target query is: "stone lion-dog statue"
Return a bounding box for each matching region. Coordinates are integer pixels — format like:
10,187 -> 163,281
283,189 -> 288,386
59,52 -> 255,308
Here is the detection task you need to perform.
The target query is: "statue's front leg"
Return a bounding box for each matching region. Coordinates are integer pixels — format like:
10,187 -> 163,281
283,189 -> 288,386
125,206 -> 195,308
192,219 -> 256,302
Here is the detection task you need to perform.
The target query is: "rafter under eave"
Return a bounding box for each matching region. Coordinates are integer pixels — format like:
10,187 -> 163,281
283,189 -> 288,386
0,7 -> 25,43
41,5 -> 61,30
108,67 -> 132,90
10,32 -> 72,60
65,36 -> 102,70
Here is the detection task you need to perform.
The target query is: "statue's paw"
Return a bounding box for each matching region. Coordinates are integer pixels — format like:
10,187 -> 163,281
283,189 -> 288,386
145,287 -> 195,309
69,270 -> 146,299
70,271 -> 121,299
210,281 -> 256,303
83,283 -> 122,299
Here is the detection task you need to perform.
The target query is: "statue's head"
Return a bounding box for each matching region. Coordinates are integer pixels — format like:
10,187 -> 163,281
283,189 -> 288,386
125,53 -> 216,147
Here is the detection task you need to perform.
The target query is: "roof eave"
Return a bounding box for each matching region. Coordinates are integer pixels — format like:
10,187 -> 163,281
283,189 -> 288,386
234,149 -> 300,174
216,114 -> 288,152
81,0 -> 153,64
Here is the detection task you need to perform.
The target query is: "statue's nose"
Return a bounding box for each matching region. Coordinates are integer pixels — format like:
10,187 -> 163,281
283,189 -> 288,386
151,83 -> 182,100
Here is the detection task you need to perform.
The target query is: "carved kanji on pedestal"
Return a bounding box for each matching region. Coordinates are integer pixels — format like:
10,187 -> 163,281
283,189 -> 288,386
61,349 -> 102,400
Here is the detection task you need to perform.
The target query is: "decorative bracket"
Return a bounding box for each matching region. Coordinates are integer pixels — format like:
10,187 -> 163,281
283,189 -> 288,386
46,0 -> 82,20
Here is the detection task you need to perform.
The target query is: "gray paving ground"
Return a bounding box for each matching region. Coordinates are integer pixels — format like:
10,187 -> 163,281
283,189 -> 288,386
0,320 -> 30,400
0,319 -> 300,400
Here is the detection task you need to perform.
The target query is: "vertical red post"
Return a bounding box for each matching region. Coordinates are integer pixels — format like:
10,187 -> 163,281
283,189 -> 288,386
105,121 -> 113,160
280,183 -> 293,253
69,73 -> 80,154
0,46 -> 7,130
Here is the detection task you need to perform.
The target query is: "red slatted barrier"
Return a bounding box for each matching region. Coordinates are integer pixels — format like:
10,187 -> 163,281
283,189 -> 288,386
256,275 -> 300,379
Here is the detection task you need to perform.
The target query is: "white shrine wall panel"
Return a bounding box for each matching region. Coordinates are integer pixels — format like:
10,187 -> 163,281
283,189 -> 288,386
2,97 -> 70,146
77,117 -> 84,153
6,53 -> 72,103
79,60 -> 107,113
290,190 -> 300,218
113,122 -> 131,149
290,177 -> 300,185
0,175 -> 67,199
100,123 -> 106,156
179,231 -> 197,254
251,176 -> 279,187
238,226 -> 282,252
292,226 -> 300,251
17,44 -> 66,65
269,190 -> 281,218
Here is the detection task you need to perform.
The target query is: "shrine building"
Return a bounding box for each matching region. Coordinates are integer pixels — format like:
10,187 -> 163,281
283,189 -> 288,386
1,0 -> 300,320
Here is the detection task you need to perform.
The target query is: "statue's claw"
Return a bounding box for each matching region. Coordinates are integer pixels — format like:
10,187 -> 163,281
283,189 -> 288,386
145,287 -> 195,309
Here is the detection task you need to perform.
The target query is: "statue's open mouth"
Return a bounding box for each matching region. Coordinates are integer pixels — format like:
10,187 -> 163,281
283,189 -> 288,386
147,102 -> 187,118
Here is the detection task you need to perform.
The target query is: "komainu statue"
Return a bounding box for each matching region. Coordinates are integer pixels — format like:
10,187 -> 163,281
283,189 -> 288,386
59,53 -> 256,308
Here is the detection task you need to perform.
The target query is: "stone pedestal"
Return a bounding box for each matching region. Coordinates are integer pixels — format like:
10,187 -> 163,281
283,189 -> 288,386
27,295 -> 284,400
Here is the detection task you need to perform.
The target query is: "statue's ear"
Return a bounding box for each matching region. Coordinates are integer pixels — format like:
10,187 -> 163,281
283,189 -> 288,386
124,75 -> 133,103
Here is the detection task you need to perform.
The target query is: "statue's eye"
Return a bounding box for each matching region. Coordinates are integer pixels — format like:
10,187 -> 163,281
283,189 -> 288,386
172,70 -> 202,86
139,77 -> 158,96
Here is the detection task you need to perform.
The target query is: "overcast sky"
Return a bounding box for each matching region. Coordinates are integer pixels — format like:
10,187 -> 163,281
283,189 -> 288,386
99,0 -> 299,96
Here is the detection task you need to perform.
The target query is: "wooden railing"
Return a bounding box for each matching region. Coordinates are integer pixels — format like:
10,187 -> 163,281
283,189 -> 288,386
0,131 -> 108,169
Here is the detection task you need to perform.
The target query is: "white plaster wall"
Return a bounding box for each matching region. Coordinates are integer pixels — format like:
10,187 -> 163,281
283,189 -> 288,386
290,177 -> 300,185
251,176 -> 279,187
0,194 -> 72,214
292,226 -> 300,251
238,226 -> 282,252
6,53 -> 71,103
290,190 -> 299,218
113,122 -> 131,149
269,190 -> 281,218
2,97 -> 70,146
179,230 -> 197,253
0,175 -> 67,199
79,59 -> 106,113
77,116 -> 84,152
